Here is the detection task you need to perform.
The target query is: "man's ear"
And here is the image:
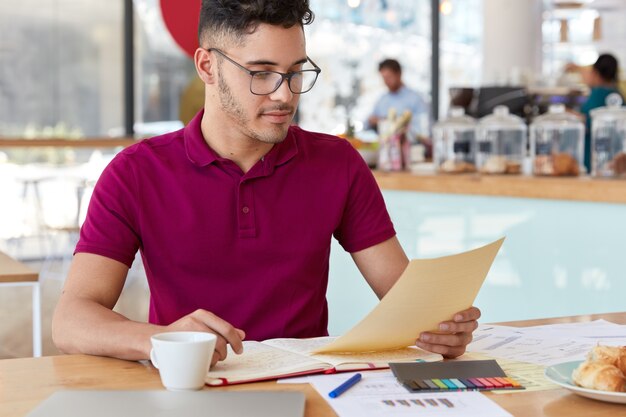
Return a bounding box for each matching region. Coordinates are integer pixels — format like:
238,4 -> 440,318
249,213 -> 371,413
194,48 -> 217,85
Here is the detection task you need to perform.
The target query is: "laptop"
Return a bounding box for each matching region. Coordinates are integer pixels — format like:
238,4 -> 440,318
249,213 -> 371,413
26,390 -> 305,417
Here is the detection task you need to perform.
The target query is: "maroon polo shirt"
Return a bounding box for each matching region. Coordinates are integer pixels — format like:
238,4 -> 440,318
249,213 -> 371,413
76,111 -> 396,341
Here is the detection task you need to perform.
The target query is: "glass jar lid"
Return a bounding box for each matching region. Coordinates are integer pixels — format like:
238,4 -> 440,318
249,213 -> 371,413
479,105 -> 526,130
434,106 -> 476,129
532,103 -> 584,128
590,93 -> 626,123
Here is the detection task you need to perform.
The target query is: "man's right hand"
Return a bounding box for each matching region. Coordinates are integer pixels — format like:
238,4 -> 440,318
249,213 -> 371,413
164,309 -> 246,366
367,115 -> 379,130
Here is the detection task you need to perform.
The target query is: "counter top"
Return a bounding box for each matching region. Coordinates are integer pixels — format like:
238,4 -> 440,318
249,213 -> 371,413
373,171 -> 626,204
0,138 -> 138,148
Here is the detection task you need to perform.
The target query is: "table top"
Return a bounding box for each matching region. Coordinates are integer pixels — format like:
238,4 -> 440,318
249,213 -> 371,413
2,312 -> 625,417
0,251 -> 38,283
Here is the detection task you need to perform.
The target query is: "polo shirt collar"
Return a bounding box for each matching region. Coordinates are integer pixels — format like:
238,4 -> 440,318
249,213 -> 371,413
184,109 -> 298,173
259,128 -> 298,176
184,110 -> 219,167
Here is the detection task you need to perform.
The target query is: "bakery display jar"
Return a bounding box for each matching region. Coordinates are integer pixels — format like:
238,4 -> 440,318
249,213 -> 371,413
530,103 -> 584,176
590,93 -> 626,178
432,106 -> 477,174
476,105 -> 526,175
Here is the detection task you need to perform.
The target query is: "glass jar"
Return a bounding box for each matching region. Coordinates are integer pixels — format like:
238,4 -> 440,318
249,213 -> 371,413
590,93 -> 626,178
530,104 -> 584,176
432,106 -> 477,173
476,106 -> 527,175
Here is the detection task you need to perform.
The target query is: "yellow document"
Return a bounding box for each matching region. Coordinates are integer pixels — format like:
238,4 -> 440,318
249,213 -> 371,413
314,238 -> 505,354
464,352 -> 559,393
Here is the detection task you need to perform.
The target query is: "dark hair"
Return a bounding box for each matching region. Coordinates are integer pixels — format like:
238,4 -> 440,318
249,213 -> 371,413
198,0 -> 314,47
593,53 -> 619,83
378,59 -> 402,74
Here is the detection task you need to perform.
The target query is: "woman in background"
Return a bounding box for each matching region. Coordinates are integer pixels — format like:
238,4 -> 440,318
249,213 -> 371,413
567,54 -> 623,172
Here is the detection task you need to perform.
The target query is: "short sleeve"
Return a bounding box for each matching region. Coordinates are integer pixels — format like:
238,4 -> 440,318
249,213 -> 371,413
333,147 -> 396,253
75,152 -> 141,267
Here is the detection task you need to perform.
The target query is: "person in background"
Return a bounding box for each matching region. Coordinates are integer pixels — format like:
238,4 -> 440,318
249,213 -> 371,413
366,58 -> 429,137
52,0 -> 480,367
566,53 -> 624,172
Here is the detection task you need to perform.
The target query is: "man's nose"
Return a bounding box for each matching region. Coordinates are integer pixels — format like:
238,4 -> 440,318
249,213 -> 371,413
268,77 -> 294,102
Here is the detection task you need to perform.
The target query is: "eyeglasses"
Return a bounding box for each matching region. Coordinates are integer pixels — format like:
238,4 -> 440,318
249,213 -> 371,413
208,48 -> 321,95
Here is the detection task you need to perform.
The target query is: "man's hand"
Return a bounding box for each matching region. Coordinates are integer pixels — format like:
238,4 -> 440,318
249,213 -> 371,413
415,306 -> 480,359
367,115 -> 379,130
165,309 -> 246,366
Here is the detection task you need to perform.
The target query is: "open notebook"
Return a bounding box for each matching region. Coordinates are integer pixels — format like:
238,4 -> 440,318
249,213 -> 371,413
206,336 -> 440,386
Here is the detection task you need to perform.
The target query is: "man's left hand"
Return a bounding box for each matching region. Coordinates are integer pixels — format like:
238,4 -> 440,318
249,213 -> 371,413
415,306 -> 481,358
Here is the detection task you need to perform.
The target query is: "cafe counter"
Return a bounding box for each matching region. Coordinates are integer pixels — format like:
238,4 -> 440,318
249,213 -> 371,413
372,171 -> 626,205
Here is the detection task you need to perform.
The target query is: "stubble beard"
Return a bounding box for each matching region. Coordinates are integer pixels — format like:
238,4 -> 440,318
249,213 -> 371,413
217,76 -> 292,145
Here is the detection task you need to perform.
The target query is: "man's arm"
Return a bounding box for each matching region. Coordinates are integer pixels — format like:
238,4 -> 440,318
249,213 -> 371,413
351,237 -> 480,358
52,253 -> 244,365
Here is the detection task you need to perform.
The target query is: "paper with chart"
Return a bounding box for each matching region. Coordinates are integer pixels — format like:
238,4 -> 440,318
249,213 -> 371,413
467,320 -> 626,366
314,238 -> 504,353
306,371 -> 512,417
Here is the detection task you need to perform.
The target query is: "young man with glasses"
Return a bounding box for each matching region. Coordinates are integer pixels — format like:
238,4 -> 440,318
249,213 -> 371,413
53,0 -> 480,366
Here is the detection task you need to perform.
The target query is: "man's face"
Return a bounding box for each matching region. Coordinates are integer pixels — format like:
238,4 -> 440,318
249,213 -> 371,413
214,24 -> 306,144
380,68 -> 402,93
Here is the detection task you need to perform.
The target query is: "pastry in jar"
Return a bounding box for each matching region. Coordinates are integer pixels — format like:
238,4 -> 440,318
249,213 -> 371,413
480,156 -> 507,174
553,152 -> 579,176
608,152 -> 626,176
439,159 -> 476,174
533,155 -> 553,175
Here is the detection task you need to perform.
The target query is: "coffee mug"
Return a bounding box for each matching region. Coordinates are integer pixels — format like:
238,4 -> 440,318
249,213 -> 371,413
150,331 -> 217,391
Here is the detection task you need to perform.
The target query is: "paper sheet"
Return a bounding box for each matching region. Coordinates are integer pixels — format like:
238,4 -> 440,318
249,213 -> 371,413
264,337 -> 441,368
467,321 -> 626,366
307,371 -> 512,417
464,352 -> 559,393
315,238 -> 504,353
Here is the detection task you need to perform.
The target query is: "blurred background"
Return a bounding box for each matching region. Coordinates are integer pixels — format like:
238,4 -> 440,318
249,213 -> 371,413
1,0 -> 626,358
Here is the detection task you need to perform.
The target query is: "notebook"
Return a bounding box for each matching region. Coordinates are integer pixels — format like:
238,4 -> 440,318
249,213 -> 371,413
205,336 -> 440,386
25,390 -> 305,417
390,360 -> 526,392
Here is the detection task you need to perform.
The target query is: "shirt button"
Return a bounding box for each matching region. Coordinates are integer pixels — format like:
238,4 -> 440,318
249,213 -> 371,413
242,206 -> 250,214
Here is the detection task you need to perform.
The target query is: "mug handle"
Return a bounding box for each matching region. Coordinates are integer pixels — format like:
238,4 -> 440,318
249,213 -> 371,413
149,348 -> 160,369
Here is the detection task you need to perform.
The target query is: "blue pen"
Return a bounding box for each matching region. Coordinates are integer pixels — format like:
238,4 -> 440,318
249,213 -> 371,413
328,373 -> 362,398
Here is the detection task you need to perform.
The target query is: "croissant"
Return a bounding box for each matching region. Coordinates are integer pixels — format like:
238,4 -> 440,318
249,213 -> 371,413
572,361 -> 626,392
587,345 -> 626,375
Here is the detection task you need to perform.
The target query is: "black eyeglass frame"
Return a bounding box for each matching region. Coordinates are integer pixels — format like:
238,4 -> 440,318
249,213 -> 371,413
207,48 -> 321,95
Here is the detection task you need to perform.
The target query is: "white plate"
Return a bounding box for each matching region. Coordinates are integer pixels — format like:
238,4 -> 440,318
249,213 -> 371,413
544,360 -> 626,404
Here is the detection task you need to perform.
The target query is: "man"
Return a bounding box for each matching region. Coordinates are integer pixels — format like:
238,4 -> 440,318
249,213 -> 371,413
367,58 -> 429,136
52,0 -> 479,366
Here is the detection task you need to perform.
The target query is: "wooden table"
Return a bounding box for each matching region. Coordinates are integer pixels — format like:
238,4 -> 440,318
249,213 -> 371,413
0,251 -> 41,357
1,312 -> 625,416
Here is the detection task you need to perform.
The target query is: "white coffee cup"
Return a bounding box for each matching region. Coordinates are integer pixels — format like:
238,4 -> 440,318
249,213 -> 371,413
150,331 -> 217,391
